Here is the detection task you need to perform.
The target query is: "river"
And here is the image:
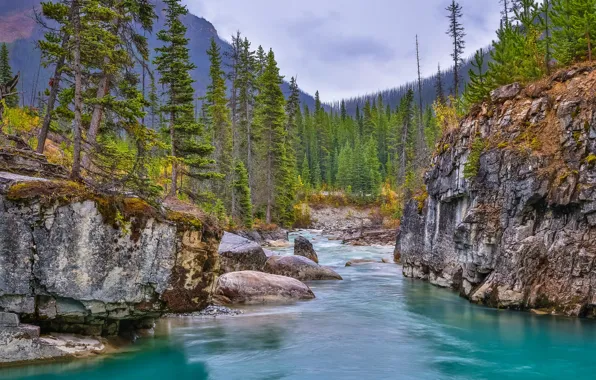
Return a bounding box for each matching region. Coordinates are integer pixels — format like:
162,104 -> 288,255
3,231 -> 596,379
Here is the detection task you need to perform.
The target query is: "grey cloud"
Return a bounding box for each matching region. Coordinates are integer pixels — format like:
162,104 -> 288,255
189,0 -> 502,101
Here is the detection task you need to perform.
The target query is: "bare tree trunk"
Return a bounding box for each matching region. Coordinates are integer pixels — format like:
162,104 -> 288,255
266,130 -> 272,224
169,110 -> 177,197
83,18 -> 121,169
37,28 -> 70,154
71,0 -> 82,180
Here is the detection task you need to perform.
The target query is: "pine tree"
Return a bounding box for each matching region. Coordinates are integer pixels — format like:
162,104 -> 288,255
464,48 -> 490,105
0,43 -> 18,107
446,0 -> 466,98
206,37 -> 233,209
155,0 -> 216,196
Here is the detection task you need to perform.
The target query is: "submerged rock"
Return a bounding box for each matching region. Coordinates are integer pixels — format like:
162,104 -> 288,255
218,232 -> 268,273
264,255 -> 342,281
294,236 -> 319,263
213,271 -> 315,304
345,259 -> 379,267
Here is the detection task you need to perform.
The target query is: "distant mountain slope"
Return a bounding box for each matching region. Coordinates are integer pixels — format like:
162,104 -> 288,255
0,0 -> 318,110
334,51 -> 491,115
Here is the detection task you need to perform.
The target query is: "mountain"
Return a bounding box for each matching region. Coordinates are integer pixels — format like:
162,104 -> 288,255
332,51 -> 491,115
0,0 -> 318,110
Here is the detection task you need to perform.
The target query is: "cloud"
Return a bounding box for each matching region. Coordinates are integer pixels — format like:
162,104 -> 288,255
186,0 -> 502,102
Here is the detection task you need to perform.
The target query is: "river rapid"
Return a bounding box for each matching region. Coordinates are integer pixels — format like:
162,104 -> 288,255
3,231 -> 596,379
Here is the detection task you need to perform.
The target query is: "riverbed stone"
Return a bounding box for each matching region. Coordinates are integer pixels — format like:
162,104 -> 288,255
294,236 -> 319,263
214,271 -> 315,304
345,259 -> 379,267
218,232 -> 268,273
264,255 -> 342,281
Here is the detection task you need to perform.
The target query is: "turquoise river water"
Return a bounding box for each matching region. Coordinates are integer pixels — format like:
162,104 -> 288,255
3,231 -> 596,379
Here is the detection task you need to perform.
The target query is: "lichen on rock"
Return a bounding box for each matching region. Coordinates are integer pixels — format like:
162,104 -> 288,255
397,65 -> 596,317
0,169 -> 222,337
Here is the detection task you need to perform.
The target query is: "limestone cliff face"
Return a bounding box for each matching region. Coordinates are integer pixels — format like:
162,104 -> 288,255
0,171 -> 221,335
397,65 -> 596,317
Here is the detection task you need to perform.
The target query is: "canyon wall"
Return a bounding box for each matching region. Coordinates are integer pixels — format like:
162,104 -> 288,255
397,65 -> 596,317
0,165 -> 221,335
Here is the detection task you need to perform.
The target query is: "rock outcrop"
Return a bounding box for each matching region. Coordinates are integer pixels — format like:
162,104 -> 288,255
235,228 -> 289,247
294,236 -> 319,263
264,255 -> 343,281
213,271 -> 315,304
397,65 -> 596,317
0,312 -> 105,365
0,171 -> 221,336
218,232 -> 268,273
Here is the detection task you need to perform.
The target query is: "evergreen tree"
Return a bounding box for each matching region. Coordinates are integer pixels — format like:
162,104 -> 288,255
253,49 -> 291,224
464,48 -> 490,105
233,161 -> 253,228
154,0 -> 216,196
0,43 -> 18,107
446,0 -> 466,98
435,63 -> 446,104
206,37 -> 233,209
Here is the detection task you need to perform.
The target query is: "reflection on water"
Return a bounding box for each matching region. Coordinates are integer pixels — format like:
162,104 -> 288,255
3,231 -> 596,379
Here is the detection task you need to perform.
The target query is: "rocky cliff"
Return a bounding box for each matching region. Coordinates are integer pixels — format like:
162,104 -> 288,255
397,65 -> 596,317
0,155 -> 221,336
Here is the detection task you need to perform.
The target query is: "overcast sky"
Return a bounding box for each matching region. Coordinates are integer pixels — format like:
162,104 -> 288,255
186,0 -> 502,102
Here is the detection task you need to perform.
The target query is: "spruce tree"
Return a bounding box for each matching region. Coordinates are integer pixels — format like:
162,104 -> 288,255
206,37 -> 233,209
446,0 -> 466,98
233,161 -> 253,228
253,49 -> 291,224
0,43 -> 18,107
155,0 -> 216,196
435,63 -> 446,104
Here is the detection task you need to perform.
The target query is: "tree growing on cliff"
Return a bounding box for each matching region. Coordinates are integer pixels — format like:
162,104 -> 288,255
154,0 -> 217,196
446,0 -> 465,98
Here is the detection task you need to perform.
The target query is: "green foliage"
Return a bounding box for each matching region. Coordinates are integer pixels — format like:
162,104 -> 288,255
206,37 -> 233,207
233,161 -> 253,228
464,49 -> 490,105
155,0 -> 217,195
464,137 -> 485,179
0,43 -> 18,107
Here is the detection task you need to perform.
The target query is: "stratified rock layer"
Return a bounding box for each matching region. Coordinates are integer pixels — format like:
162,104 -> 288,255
397,65 -> 596,317
0,172 -> 221,335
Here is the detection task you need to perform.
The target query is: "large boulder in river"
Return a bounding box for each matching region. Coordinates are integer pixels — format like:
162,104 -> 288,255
294,236 -> 318,263
218,232 -> 268,273
264,255 -> 342,281
213,271 -> 315,304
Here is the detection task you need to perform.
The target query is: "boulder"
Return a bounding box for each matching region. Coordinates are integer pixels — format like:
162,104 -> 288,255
264,255 -> 342,281
218,232 -> 268,273
214,271 -> 315,304
294,236 -> 319,263
490,82 -> 521,102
